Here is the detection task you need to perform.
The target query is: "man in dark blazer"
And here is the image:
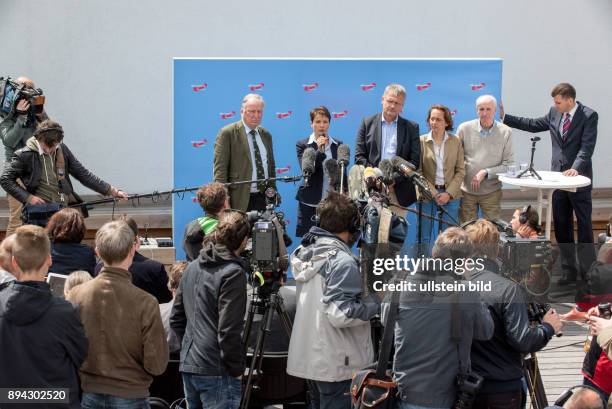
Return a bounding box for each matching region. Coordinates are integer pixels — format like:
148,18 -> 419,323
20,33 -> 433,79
355,83 -> 420,208
214,93 -> 276,212
502,83 -> 598,284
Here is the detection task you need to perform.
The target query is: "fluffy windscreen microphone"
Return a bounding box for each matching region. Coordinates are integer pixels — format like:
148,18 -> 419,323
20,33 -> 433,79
301,147 -> 317,187
378,159 -> 394,186
390,156 -> 416,174
324,158 -> 340,190
337,144 -> 350,166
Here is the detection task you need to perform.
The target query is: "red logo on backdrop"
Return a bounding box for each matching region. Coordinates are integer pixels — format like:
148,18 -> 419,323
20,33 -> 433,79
192,83 -> 208,92
191,196 -> 198,203
471,83 -> 486,91
416,82 -> 431,91
303,83 -> 319,92
284,219 -> 291,225
220,111 -> 236,120
360,82 -> 376,91
276,165 -> 291,175
191,139 -> 208,148
451,109 -> 458,116
249,82 -> 264,91
276,111 -> 293,119
332,110 -> 348,119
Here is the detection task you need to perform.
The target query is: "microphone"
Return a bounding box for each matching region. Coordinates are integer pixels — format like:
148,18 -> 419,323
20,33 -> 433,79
324,158 -> 340,191
391,156 -> 432,198
378,159 -> 394,186
337,144 -> 350,193
301,147 -> 317,187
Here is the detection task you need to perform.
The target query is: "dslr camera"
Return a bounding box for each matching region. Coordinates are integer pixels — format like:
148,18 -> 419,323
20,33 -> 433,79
0,76 -> 45,117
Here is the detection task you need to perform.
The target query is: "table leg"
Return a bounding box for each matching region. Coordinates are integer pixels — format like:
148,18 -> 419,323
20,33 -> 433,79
537,189 -> 543,222
545,189 -> 554,240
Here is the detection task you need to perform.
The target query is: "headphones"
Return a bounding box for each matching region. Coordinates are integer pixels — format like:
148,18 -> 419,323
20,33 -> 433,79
554,384 -> 607,407
519,205 -> 531,224
314,200 -> 361,234
32,123 -> 64,138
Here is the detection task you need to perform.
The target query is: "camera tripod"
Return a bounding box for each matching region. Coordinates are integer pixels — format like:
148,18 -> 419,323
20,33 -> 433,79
240,282 -> 293,409
524,352 -> 548,409
517,137 -> 542,180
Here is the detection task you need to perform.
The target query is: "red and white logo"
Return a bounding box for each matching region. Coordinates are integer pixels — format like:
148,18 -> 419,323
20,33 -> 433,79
303,82 -> 319,92
191,139 -> 208,148
360,82 -> 376,91
191,196 -> 199,203
470,83 -> 486,91
451,109 -> 458,116
332,110 -> 348,119
249,82 -> 264,91
276,165 -> 291,175
220,111 -> 236,120
192,83 -> 208,92
276,111 -> 293,119
416,82 -> 431,91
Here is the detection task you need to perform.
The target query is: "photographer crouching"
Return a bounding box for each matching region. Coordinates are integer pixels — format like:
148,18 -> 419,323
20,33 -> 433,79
0,119 -> 127,226
287,192 -> 380,409
466,219 -> 563,409
170,210 -> 251,409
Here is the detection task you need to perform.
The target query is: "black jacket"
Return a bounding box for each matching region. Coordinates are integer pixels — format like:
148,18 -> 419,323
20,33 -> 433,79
504,102 -> 597,192
470,261 -> 554,393
355,113 -> 420,206
170,241 -> 248,377
50,241 -> 97,276
0,141 -> 111,204
94,252 -> 172,304
0,281 -> 88,409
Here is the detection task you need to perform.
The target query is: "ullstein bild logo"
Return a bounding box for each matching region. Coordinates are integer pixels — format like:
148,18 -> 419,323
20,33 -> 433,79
360,82 -> 376,91
303,82 -> 319,92
191,139 -> 208,148
416,82 -> 431,91
471,82 -> 486,91
220,111 -> 236,120
276,111 -> 293,119
249,82 -> 264,91
192,83 -> 208,92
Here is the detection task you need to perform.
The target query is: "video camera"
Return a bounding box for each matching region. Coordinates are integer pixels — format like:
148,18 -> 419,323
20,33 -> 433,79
0,76 -> 45,117
244,188 -> 291,295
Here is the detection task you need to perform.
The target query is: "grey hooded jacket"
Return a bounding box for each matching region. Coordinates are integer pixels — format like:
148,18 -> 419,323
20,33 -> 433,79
287,227 -> 380,382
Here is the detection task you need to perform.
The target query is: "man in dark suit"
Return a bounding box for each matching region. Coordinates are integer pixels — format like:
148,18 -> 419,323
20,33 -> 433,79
214,93 -> 276,212
502,83 -> 598,284
355,83 -> 420,209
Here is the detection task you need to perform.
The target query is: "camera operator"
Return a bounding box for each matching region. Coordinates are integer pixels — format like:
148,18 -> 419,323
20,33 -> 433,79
170,210 -> 251,409
0,119 -> 128,227
466,219 -> 563,409
510,205 -> 542,239
0,76 -> 48,235
392,227 -> 494,409
182,182 -> 230,261
287,192 -> 379,409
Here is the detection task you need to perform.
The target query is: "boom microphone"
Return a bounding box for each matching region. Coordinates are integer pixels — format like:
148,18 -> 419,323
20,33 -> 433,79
378,159 -> 395,186
391,156 -> 432,198
324,158 -> 340,191
301,147 -> 316,187
337,144 -> 350,193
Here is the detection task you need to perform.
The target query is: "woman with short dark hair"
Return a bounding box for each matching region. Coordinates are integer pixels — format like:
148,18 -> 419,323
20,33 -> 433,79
46,208 -> 96,275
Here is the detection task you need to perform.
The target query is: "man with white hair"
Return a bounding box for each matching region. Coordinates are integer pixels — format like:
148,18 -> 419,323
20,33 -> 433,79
355,83 -> 421,208
214,93 -> 276,211
457,95 -> 514,222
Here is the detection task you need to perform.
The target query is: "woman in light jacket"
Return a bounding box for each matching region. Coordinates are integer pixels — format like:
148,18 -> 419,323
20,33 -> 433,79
418,105 -> 465,246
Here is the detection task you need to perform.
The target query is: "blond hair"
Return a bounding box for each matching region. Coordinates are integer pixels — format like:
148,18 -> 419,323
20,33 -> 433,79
432,227 -> 473,260
95,221 -> 136,265
465,219 -> 500,259
13,225 -> 50,272
0,235 -> 16,272
63,270 -> 93,298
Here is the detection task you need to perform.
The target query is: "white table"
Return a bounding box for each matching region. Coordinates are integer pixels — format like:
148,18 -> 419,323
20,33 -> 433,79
498,170 -> 591,239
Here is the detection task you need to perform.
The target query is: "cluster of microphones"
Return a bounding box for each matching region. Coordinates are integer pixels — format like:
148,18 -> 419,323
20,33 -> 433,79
300,134 -> 432,201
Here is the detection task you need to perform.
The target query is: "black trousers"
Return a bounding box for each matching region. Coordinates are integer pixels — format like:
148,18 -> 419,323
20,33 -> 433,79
473,389 -> 522,409
552,189 -> 596,275
247,192 -> 267,212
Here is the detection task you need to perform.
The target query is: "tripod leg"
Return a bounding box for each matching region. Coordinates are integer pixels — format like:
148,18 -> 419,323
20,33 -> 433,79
523,354 -> 548,409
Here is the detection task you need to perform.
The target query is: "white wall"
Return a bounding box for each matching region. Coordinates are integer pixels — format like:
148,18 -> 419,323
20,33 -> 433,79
1,0 -> 611,193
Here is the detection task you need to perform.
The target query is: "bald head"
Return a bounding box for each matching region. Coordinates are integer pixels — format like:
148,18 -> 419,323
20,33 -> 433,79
16,76 -> 35,89
564,387 -> 604,409
0,235 -> 17,274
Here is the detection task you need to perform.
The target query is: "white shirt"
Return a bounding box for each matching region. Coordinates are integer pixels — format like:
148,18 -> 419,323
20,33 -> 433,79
243,122 -> 269,193
381,115 -> 398,161
426,131 -> 449,186
558,103 -> 578,134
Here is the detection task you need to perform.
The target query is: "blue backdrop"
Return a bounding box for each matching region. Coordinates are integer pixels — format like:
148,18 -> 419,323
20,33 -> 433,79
173,58 -> 503,261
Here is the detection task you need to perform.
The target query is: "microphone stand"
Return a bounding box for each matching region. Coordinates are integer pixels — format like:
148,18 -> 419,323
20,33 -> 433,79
517,137 -> 542,180
339,161 -> 346,193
